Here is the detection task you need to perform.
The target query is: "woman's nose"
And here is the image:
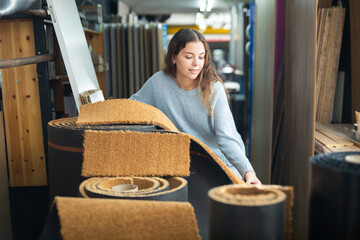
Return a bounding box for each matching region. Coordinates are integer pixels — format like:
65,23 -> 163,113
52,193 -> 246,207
192,58 -> 199,66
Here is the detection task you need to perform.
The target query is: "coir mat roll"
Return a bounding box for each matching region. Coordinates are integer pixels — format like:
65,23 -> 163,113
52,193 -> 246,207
309,152 -> 360,240
208,185 -> 286,240
47,117 -> 158,198
39,197 -> 201,240
79,176 -> 188,202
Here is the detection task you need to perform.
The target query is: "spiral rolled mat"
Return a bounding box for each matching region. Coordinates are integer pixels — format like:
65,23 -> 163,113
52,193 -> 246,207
47,117 -> 159,198
79,176 -> 188,202
309,152 -> 360,240
40,197 -> 201,240
208,185 -> 290,240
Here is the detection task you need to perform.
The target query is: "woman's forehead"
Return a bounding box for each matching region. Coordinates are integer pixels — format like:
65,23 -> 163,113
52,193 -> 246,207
180,41 -> 205,53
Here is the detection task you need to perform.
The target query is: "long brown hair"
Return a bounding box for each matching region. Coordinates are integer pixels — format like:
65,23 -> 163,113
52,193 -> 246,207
163,28 -> 221,116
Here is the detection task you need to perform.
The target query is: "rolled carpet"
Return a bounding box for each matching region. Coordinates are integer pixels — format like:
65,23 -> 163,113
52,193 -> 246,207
309,152 -> 360,240
208,185 -> 286,240
79,176 -> 188,202
41,197 -> 201,240
47,117 -> 157,198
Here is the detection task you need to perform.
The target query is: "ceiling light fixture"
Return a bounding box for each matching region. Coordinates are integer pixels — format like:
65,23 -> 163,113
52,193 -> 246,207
206,0 -> 214,12
200,0 -> 206,12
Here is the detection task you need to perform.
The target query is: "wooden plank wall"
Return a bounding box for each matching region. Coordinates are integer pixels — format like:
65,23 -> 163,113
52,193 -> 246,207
283,0 -> 316,239
0,111 -> 12,239
0,19 -> 47,186
251,0 -> 276,184
350,0 -> 360,122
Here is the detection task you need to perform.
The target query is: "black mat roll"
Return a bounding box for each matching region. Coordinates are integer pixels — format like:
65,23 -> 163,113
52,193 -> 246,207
79,176 -> 188,202
208,185 -> 286,240
47,118 -> 158,199
309,152 -> 360,240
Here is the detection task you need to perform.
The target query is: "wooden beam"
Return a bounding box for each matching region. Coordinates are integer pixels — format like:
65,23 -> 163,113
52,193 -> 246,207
0,54 -> 54,69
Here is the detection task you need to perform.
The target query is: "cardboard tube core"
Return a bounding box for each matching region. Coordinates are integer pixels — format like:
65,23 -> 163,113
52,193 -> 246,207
111,184 -> 138,192
345,155 -> 360,164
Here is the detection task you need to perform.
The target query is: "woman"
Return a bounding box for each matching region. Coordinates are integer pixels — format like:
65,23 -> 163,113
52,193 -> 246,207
130,28 -> 261,184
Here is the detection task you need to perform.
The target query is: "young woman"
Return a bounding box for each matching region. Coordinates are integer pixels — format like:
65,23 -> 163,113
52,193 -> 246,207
130,28 -> 261,184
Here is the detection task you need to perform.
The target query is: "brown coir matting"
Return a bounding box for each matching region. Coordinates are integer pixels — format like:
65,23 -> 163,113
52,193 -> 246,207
82,130 -> 190,177
76,99 -> 179,132
77,99 -> 243,184
54,196 -> 201,240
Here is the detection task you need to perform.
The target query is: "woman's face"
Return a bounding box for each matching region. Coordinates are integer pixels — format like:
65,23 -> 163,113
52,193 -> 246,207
173,41 -> 206,83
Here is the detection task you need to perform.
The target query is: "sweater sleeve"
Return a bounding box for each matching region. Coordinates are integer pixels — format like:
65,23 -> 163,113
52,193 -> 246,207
213,83 -> 255,178
129,75 -> 155,106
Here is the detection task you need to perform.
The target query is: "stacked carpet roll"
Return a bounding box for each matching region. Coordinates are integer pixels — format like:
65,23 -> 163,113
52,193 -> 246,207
47,117 -> 160,198
309,152 -> 360,240
208,184 -> 294,240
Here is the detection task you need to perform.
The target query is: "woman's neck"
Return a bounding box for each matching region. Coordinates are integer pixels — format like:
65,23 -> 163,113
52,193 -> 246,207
173,76 -> 198,91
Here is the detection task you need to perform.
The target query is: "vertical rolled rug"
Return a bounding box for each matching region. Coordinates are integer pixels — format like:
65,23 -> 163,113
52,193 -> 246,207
208,185 -> 287,240
309,152 -> 360,240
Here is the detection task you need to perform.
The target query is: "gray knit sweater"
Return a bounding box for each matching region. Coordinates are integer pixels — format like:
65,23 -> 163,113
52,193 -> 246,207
129,71 -> 254,178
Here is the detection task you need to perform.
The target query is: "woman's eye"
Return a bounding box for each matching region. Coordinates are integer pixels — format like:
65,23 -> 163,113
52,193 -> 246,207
185,56 -> 192,59
199,57 -> 204,60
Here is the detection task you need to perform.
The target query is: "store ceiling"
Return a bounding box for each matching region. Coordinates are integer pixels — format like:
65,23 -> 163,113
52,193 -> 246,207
120,0 -> 253,15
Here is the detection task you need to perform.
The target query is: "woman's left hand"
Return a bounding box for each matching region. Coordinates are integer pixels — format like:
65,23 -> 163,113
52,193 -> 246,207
244,171 -> 261,185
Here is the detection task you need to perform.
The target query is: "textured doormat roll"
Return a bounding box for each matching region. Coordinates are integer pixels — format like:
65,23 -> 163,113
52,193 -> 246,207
76,99 -> 179,132
47,118 -> 158,198
79,176 -> 188,202
41,197 -> 201,240
309,152 -> 360,240
208,185 -> 286,240
82,130 -> 190,177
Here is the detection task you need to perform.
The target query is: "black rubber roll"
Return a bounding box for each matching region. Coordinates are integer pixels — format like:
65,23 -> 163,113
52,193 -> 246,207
47,117 -> 158,199
309,152 -> 360,240
208,185 -> 286,240
79,176 -> 188,202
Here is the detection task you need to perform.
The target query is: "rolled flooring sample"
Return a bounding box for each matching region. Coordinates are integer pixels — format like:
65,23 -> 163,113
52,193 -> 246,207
309,152 -> 360,240
208,185 -> 286,240
79,176 -> 188,202
47,117 -> 157,198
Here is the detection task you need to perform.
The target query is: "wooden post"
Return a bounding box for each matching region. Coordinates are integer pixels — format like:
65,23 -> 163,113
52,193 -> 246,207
0,19 -> 47,186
